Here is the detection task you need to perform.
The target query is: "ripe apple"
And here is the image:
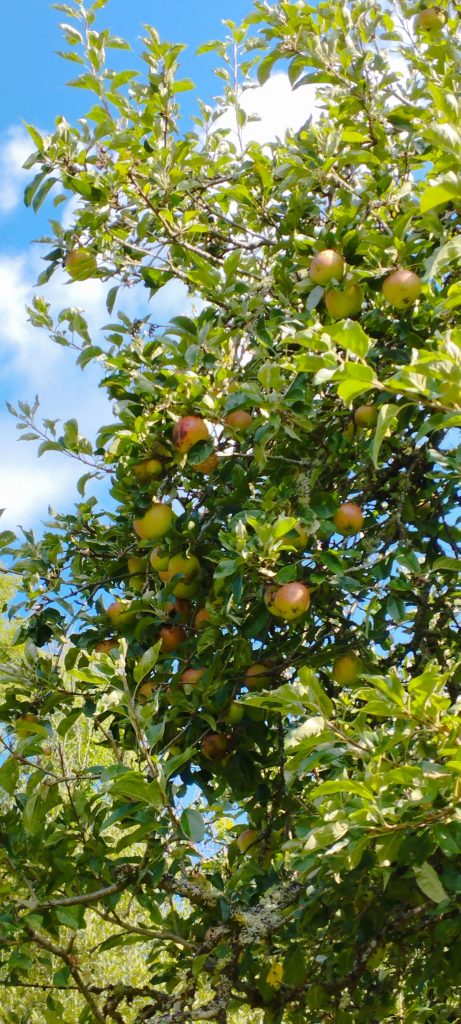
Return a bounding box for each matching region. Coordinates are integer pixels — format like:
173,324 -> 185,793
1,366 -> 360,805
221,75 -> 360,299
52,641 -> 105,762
308,249 -> 344,286
225,410 -> 253,431
133,459 -> 163,484
265,582 -> 310,620
324,283 -> 363,319
333,653 -> 362,685
107,600 -> 136,631
133,503 -> 173,541
168,552 -> 200,580
160,624 -> 186,654
65,247 -> 97,280
354,405 -> 378,429
237,828 -> 260,854
193,452 -> 218,474
414,7 -> 445,33
167,598 -> 192,623
180,668 -> 204,687
194,608 -> 211,630
221,701 -> 245,725
382,269 -> 421,310
333,502 -> 364,536
94,639 -> 118,655
201,733 -> 228,761
173,416 -> 210,452
245,663 -> 273,691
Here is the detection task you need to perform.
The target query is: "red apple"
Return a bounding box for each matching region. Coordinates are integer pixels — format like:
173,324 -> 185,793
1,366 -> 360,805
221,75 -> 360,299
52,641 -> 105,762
194,608 -> 211,630
201,733 -> 228,761
333,502 -> 363,536
225,409 -> 253,431
179,668 -> 204,687
160,625 -> 186,654
173,416 -> 210,452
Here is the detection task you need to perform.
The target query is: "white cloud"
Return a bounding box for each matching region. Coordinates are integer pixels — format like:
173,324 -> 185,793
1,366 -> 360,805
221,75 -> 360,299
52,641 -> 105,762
213,72 -> 318,146
0,246 -> 193,532
0,127 -> 33,215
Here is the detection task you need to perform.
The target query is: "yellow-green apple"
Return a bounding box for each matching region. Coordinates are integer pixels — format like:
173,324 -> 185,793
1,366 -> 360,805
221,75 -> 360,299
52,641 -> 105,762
237,828 -> 260,854
265,582 -> 310,620
149,546 -> 171,582
133,459 -> 163,483
107,600 -> 136,631
324,283 -> 363,318
65,247 -> 97,280
414,7 -> 445,33
168,552 -> 200,580
133,503 -> 173,541
354,405 -> 378,428
382,269 -> 421,310
333,653 -> 362,685
308,249 -> 344,285
221,701 -> 245,725
245,663 -> 273,691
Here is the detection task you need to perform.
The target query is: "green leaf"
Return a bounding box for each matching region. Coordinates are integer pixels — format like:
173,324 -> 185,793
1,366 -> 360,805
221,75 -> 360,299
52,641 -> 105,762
337,378 -> 373,404
110,772 -> 162,807
413,862 -> 449,904
303,821 -> 349,851
421,179 -> 461,213
134,641 -> 162,683
371,404 -> 399,467
180,808 -> 205,842
55,906 -> 83,930
327,319 -> 371,357
313,779 -> 374,801
431,557 -> 460,573
424,236 -> 461,280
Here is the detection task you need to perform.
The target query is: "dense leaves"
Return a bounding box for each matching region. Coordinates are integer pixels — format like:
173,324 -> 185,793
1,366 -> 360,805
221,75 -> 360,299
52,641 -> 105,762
1,1 -> 460,1021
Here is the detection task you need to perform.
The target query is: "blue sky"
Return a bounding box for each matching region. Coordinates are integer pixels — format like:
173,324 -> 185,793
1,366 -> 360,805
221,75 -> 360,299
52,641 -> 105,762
0,1 -> 317,533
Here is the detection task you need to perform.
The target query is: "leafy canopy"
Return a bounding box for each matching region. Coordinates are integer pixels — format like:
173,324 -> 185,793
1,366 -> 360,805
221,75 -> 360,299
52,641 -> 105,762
1,1 -> 460,1022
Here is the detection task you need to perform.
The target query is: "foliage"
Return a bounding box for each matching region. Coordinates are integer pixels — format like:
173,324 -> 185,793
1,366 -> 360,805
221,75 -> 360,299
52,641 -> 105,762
1,0 -> 460,1021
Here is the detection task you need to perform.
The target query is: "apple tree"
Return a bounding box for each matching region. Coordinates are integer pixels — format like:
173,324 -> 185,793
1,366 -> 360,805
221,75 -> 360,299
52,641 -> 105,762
1,0 -> 460,1021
